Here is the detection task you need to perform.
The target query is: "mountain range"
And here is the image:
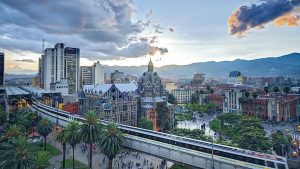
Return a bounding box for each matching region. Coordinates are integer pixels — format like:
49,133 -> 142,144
4,52 -> 300,81
103,52 -> 300,79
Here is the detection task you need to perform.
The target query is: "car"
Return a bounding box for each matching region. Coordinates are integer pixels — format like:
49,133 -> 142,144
291,139 -> 297,147
27,136 -> 42,143
292,151 -> 298,158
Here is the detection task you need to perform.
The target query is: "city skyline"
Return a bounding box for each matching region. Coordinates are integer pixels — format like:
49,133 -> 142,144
1,0 -> 300,74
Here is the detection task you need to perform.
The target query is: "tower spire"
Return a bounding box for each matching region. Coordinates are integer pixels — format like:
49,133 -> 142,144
148,57 -> 154,72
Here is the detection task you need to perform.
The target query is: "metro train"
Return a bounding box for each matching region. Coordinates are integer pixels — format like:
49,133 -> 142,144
32,102 -> 289,169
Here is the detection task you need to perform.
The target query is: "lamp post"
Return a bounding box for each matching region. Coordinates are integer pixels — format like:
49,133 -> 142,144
211,136 -> 215,169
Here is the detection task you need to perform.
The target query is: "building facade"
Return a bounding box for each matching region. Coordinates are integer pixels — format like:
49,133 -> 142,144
223,89 -> 243,113
39,43 -> 80,94
0,52 -> 4,86
81,83 -> 138,126
110,70 -> 124,83
92,61 -> 105,85
171,87 -> 194,104
80,66 -> 93,87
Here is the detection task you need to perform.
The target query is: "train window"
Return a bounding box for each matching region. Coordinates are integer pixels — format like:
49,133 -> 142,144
266,161 -> 275,168
276,163 -> 286,169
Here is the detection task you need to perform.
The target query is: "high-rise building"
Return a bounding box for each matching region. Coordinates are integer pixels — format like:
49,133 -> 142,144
80,66 -> 93,87
64,47 -> 80,94
0,52 -> 4,86
39,43 -> 80,94
80,61 -> 105,88
92,61 -> 104,85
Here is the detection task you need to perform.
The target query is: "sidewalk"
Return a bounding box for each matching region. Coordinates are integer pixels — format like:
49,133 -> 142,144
47,132 -> 173,169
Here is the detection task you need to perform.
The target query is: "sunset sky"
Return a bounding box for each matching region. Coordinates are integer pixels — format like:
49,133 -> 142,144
1,0 -> 300,74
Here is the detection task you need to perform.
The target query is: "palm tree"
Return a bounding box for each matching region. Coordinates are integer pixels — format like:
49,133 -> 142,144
5,124 -> 22,138
37,118 -> 53,151
283,87 -> 290,121
16,112 -> 31,135
80,111 -> 102,169
32,151 -> 52,169
244,91 -> 250,113
0,106 -> 6,127
264,86 -> 269,96
55,129 -> 67,169
0,135 -> 35,169
65,121 -> 81,169
98,123 -> 124,169
252,92 -> 258,118
273,86 -> 280,121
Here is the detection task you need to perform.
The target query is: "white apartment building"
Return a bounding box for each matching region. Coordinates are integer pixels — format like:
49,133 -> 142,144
171,87 -> 194,104
92,61 -> 104,85
80,61 -> 105,89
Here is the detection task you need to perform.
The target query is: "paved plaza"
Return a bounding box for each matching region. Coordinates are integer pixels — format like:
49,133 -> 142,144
48,132 -> 173,169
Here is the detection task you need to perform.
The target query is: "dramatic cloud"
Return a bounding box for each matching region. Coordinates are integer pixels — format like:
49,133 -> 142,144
229,0 -> 300,36
274,12 -> 300,26
0,0 -> 169,61
15,59 -> 35,63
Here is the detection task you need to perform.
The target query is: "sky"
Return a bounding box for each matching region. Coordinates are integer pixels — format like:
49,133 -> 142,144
1,0 -> 300,74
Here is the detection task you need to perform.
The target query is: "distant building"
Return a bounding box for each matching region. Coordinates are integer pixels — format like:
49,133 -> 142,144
0,52 -> 4,86
92,61 -> 105,85
191,73 -> 205,89
39,43 -> 80,94
172,87 -> 194,104
80,66 -> 93,87
50,78 -> 69,96
64,47 -> 80,94
138,59 -> 173,131
165,82 -> 177,93
228,71 -> 243,85
31,76 -> 39,87
81,83 -> 138,126
80,61 -> 105,88
223,89 -> 243,113
110,70 -> 124,83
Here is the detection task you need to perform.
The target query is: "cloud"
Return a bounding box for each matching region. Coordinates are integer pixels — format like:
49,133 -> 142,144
274,12 -> 300,26
169,28 -> 175,32
229,0 -> 300,36
0,0 -> 169,61
15,59 -> 35,63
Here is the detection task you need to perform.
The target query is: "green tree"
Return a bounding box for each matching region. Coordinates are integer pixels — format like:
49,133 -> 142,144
55,129 -> 67,169
80,111 -> 102,169
283,87 -> 290,121
168,93 -> 176,104
0,136 -> 35,169
271,131 -> 291,156
252,92 -> 258,117
98,123 -> 124,169
65,121 -> 81,169
264,86 -> 269,96
16,112 -> 31,135
156,102 -> 172,132
234,129 -> 271,152
0,106 -> 6,127
273,86 -> 280,121
5,124 -> 22,138
190,92 -> 199,104
37,118 -> 53,151
138,117 -> 153,130
32,151 -> 52,169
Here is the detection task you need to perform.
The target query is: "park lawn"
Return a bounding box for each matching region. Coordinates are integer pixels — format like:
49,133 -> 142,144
37,143 -> 61,157
60,159 -> 89,169
170,164 -> 191,169
46,143 -> 61,156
